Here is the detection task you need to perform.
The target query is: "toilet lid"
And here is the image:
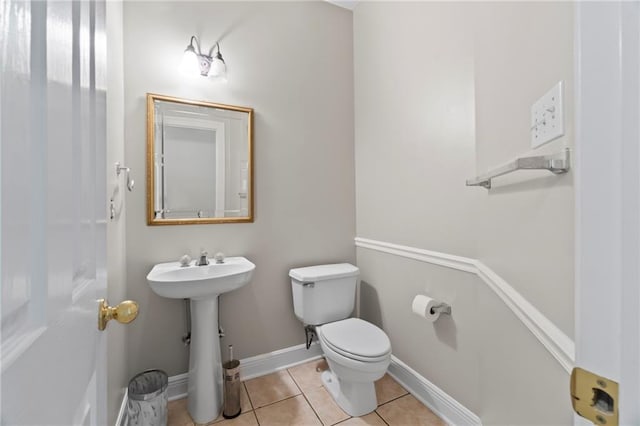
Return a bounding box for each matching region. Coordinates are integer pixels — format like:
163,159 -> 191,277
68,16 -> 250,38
319,318 -> 391,359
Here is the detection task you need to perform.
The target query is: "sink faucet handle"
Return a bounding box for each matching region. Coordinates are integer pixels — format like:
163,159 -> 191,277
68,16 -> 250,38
179,254 -> 192,267
214,252 -> 225,264
197,250 -> 209,266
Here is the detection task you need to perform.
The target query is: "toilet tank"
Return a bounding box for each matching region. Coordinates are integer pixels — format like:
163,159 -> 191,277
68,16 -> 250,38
290,263 -> 359,325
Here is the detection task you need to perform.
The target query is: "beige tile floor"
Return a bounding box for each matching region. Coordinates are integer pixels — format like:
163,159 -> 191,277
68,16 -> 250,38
168,358 -> 444,426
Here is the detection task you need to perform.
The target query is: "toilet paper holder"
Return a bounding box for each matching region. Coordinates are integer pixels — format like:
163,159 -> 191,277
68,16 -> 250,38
430,303 -> 451,315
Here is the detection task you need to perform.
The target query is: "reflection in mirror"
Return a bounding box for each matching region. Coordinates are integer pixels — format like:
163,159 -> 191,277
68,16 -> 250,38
147,94 -> 253,225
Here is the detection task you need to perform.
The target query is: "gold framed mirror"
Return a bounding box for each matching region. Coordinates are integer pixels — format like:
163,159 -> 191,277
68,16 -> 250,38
146,93 -> 253,225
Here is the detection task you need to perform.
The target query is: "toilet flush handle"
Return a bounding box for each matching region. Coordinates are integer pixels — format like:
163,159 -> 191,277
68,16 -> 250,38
302,282 -> 315,288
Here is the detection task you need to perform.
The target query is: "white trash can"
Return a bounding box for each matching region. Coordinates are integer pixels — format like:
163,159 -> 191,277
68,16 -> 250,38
127,369 -> 168,426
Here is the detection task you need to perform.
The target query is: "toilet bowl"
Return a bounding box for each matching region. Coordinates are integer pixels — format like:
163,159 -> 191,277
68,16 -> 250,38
316,318 -> 391,416
289,263 -> 392,417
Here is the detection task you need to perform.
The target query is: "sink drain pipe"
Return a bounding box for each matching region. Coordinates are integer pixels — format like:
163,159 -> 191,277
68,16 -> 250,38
182,299 -> 191,346
182,297 -> 225,346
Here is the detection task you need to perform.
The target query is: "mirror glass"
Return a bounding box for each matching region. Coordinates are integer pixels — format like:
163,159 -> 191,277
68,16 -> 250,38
147,94 -> 253,225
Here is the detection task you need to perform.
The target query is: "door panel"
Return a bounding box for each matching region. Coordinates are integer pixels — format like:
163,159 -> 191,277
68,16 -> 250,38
1,0 -> 107,424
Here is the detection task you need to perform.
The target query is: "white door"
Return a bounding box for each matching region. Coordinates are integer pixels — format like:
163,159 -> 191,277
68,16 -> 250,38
1,0 -> 109,424
575,2 -> 640,425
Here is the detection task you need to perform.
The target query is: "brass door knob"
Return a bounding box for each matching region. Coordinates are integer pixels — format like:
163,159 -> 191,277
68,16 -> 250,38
98,299 -> 139,331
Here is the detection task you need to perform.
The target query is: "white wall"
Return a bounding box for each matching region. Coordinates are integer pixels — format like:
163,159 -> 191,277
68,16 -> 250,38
354,2 -> 574,424
474,3 -> 574,337
106,1 -> 128,424
123,1 -> 354,377
355,2 -> 480,258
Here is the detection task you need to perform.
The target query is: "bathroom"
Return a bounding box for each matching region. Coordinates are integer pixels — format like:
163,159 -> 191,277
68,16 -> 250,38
2,0 -> 638,425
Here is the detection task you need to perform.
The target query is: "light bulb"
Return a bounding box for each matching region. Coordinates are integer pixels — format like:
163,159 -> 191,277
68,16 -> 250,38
208,53 -> 227,81
180,46 -> 200,76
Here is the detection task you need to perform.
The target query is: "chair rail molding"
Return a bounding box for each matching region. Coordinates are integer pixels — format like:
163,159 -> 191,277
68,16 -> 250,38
355,238 -> 478,273
354,237 -> 575,373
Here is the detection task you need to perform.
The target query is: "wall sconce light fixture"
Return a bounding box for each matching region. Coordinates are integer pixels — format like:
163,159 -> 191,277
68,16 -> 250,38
180,36 -> 227,81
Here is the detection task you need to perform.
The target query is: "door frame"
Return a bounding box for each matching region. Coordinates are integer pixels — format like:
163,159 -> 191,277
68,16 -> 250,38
574,2 -> 640,423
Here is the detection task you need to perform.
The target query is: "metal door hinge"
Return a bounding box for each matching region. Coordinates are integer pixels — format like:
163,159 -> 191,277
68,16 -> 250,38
570,367 -> 618,426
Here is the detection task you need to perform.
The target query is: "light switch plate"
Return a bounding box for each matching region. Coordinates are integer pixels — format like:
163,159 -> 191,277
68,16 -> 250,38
531,81 -> 564,149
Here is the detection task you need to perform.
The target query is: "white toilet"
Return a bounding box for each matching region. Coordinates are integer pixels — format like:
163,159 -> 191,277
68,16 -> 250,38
290,263 -> 391,417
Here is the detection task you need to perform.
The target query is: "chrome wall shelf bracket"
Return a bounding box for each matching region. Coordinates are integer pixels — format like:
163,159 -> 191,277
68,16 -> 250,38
466,148 -> 570,189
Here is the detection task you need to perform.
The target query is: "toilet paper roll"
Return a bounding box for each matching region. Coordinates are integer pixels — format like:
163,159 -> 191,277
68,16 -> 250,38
412,295 -> 441,322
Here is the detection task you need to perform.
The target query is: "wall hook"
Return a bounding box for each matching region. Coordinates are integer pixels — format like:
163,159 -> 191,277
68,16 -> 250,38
115,162 -> 134,191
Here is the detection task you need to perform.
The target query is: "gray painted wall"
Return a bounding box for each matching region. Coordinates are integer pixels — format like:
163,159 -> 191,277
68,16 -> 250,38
116,2 -> 574,423
474,2 -> 574,337
354,2 -> 573,424
123,1 -> 355,378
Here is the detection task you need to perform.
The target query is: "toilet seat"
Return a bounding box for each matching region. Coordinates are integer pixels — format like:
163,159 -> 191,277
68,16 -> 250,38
317,318 -> 391,363
320,337 -> 388,376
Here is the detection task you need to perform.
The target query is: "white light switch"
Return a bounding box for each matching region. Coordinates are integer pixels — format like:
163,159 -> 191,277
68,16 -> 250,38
531,81 -> 564,149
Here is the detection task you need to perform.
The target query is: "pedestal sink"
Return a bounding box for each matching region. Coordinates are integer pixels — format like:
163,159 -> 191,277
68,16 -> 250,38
146,257 -> 255,424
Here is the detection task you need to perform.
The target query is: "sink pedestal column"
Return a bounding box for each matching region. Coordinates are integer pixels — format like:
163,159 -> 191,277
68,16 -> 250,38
187,296 -> 223,424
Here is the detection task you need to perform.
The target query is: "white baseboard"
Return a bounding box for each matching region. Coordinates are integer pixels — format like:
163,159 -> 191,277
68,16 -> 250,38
388,355 -> 481,426
239,342 -> 323,381
167,372 -> 189,401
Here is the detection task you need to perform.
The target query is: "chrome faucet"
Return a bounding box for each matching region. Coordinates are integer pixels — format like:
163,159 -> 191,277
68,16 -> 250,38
196,250 -> 209,266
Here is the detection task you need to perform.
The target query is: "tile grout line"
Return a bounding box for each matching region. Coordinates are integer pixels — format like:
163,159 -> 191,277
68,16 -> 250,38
302,394 -> 324,425
245,369 -> 406,425
240,382 -> 260,426
372,381 -> 410,426
171,366 -> 428,426
375,392 -> 409,425
288,362 -> 356,426
285,367 -> 327,426
287,365 -> 397,426
242,382 -> 255,412
298,387 -> 328,425
248,410 -> 259,426
284,367 -> 304,395
374,410 -> 391,426
244,371 -> 303,412
286,365 -> 324,396
376,389 -> 410,408
251,392 -> 301,411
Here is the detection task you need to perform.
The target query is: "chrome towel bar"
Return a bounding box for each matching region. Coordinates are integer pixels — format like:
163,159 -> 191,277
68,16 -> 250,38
466,148 -> 570,189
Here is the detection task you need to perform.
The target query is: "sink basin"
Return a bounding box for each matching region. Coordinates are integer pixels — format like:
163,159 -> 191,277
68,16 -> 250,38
147,257 -> 255,299
146,256 -> 255,424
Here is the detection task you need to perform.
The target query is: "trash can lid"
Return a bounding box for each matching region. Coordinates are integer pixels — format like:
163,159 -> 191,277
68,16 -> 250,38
128,369 -> 168,401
